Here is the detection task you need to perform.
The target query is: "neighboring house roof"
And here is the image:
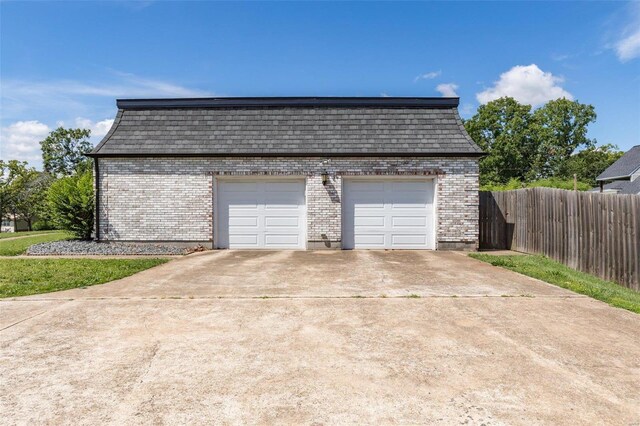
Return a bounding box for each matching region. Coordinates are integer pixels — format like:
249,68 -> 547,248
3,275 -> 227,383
590,179 -> 640,194
590,181 -> 630,192
619,178 -> 640,195
88,97 -> 483,157
596,145 -> 640,181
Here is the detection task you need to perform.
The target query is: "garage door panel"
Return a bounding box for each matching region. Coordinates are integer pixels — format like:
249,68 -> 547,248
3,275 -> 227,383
354,216 -> 385,227
344,179 -> 434,250
228,216 -> 258,227
221,182 -> 259,192
264,182 -> 302,192
391,203 -> 428,209
354,234 -> 385,246
391,234 -> 427,245
264,234 -> 300,246
227,206 -> 259,213
229,235 -> 259,246
218,180 -> 306,249
350,181 -> 385,192
392,216 -> 427,227
265,216 -> 300,227
264,204 -> 299,210
390,181 -> 428,192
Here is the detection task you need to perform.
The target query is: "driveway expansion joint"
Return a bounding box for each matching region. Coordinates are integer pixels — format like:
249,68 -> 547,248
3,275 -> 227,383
5,294 -> 589,302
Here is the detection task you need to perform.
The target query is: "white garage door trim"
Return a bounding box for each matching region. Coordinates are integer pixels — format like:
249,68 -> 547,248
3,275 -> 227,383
215,177 -> 307,249
342,177 -> 436,250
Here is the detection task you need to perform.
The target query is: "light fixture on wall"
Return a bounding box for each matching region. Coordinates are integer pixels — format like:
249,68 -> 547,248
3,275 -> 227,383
321,169 -> 329,185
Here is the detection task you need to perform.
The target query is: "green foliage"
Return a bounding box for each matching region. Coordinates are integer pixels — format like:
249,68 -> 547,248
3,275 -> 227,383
0,160 -> 51,230
0,232 -> 73,256
464,97 -> 599,186
47,171 -> 94,239
480,177 -> 592,192
33,219 -> 56,231
469,254 -> 640,314
556,144 -> 624,186
0,258 -> 169,298
528,178 -> 592,191
530,99 -> 597,178
464,98 -> 535,185
40,127 -> 92,177
480,178 -> 525,191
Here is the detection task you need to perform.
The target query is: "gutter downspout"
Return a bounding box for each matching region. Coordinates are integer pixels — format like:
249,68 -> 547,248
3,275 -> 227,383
94,159 -> 100,241
599,181 -> 604,193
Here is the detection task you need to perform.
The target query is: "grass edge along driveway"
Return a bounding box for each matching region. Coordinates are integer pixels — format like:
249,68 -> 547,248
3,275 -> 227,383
0,232 -> 74,256
469,253 -> 640,314
0,230 -> 61,240
0,258 -> 170,298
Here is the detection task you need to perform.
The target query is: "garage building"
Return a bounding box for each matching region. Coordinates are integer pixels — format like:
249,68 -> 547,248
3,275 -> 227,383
88,97 -> 482,250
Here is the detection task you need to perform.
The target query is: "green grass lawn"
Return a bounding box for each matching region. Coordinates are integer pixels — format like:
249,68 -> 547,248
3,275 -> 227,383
469,253 -> 640,314
0,230 -> 60,240
0,232 -> 74,256
0,258 -> 170,298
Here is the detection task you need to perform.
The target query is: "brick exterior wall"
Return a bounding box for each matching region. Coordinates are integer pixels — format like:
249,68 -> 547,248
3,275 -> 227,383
97,157 -> 479,249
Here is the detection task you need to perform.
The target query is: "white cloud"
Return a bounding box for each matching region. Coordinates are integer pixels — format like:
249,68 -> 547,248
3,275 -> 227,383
476,64 -> 573,107
459,103 -> 476,117
0,71 -> 214,122
0,71 -> 213,167
3,74 -> 211,102
74,118 -> 115,138
611,2 -> 640,62
615,30 -> 640,62
0,121 -> 51,164
414,71 -> 441,82
436,83 -> 459,97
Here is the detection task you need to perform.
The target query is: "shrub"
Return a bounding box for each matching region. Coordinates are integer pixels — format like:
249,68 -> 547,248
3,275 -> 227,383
481,177 -> 591,192
47,171 -> 94,239
32,220 -> 56,231
527,177 -> 592,191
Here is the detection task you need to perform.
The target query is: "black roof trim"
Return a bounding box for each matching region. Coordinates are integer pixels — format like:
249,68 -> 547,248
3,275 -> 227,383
87,151 -> 484,159
116,97 -> 460,110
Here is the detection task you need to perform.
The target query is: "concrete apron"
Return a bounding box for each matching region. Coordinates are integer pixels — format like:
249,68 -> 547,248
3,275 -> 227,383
17,250 -> 576,300
2,250 -> 639,424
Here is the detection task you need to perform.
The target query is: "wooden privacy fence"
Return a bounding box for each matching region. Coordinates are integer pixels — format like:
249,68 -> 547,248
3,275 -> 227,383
479,187 -> 640,291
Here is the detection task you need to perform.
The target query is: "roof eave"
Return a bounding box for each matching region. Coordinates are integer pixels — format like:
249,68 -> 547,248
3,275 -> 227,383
86,151 -> 485,159
596,175 -> 632,182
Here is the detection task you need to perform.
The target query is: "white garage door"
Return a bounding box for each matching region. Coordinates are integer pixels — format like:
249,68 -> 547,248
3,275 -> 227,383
217,180 -> 306,249
343,179 -> 435,250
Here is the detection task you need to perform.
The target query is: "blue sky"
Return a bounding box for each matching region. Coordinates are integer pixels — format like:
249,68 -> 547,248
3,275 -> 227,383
1,1 -> 639,168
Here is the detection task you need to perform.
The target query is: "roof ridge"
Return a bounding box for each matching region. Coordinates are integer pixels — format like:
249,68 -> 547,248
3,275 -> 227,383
115,97 -> 460,110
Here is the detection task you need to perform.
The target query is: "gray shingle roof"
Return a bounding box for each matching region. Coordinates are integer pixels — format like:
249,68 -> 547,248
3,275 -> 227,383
596,145 -> 640,181
590,178 -> 640,194
619,178 -> 640,195
90,97 -> 482,157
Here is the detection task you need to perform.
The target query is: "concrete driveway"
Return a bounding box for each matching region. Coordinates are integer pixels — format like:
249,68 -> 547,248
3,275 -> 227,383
2,251 -> 639,425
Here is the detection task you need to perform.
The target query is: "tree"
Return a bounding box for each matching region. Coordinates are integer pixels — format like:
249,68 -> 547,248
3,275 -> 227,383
47,171 -> 94,239
556,144 -> 624,186
530,98 -> 597,179
463,97 -> 536,185
40,127 -> 92,176
0,160 -> 51,231
0,161 -> 12,228
465,97 -> 599,185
